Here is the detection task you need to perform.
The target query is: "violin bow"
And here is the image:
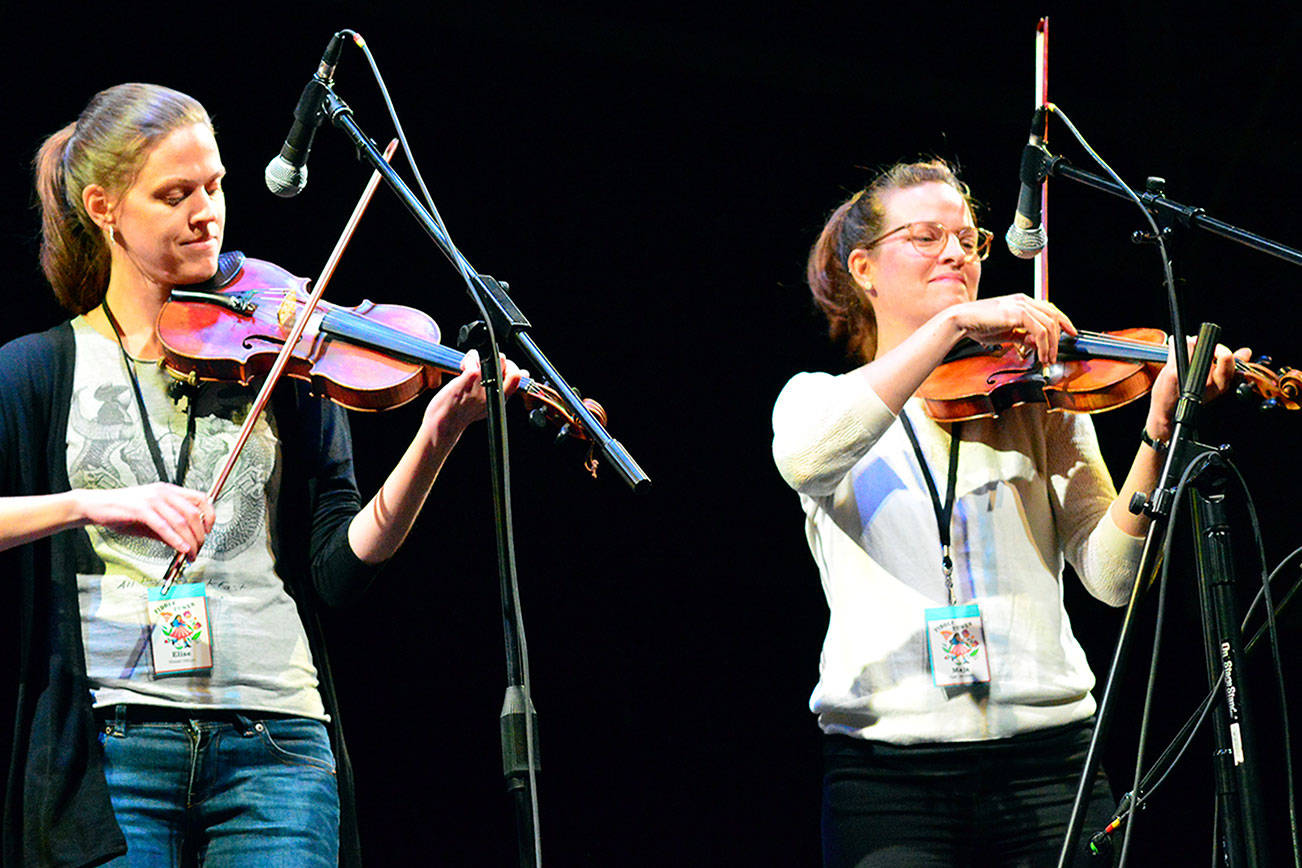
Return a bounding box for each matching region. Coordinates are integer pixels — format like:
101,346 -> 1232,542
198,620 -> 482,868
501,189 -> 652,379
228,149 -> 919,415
160,139 -> 401,594
1034,16 -> 1050,303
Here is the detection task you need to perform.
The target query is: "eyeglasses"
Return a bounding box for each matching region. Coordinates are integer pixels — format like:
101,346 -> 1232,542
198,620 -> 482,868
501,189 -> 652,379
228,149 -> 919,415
861,221 -> 993,262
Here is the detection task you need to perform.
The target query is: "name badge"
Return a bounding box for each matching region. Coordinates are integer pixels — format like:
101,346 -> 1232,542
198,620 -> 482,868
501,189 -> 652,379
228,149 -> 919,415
924,603 -> 991,687
147,583 -> 213,677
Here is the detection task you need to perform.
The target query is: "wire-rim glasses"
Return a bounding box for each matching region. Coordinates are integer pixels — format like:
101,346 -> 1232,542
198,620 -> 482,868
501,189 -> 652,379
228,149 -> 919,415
861,221 -> 993,262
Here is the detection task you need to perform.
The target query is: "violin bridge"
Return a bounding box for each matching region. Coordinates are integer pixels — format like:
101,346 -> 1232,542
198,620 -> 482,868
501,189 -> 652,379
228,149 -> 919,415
277,293 -> 298,331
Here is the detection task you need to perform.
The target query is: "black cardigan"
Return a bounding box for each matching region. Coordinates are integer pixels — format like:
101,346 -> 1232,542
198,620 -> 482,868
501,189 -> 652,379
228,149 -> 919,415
0,321 -> 379,867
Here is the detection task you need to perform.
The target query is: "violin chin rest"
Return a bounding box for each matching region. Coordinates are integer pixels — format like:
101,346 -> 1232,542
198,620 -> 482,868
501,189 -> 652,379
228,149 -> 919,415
187,250 -> 246,291
212,251 -> 246,289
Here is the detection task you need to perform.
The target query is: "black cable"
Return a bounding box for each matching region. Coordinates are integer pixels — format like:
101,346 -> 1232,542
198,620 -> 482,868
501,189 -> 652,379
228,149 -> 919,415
1045,104 -> 1188,390
1116,451 -> 1216,868
1243,545 -> 1302,652
338,31 -> 544,866
1044,102 -> 1297,866
1221,459 -> 1300,866
1092,465 -> 1300,867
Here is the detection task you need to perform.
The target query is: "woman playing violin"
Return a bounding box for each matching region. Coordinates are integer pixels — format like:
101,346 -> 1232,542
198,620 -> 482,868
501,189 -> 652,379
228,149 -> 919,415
0,83 -> 519,867
772,159 -> 1245,867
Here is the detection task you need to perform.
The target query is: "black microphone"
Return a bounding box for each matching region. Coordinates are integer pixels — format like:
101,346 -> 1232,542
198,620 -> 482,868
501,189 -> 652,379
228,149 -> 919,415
264,32 -> 346,197
1005,105 -> 1052,259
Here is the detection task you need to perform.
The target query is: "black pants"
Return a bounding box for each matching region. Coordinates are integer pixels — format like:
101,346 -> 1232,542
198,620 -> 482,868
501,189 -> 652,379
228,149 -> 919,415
822,721 -> 1117,868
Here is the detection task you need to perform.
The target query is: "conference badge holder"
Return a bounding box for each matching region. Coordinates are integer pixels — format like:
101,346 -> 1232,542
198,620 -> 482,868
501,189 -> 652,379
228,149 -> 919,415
147,583 -> 213,677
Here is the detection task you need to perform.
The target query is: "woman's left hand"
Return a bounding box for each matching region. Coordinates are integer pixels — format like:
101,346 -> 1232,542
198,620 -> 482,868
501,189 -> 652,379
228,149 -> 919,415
422,348 -> 526,438
349,349 -> 528,564
1145,338 -> 1252,443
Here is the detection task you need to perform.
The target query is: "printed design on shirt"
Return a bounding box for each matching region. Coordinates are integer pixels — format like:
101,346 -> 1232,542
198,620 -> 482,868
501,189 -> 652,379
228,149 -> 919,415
934,622 -> 982,665
67,375 -> 278,565
157,606 -> 204,649
184,386 -> 277,562
68,383 -> 160,495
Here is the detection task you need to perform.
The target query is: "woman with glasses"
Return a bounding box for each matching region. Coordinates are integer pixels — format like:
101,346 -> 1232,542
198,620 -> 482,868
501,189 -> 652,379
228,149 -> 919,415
772,160 -> 1241,866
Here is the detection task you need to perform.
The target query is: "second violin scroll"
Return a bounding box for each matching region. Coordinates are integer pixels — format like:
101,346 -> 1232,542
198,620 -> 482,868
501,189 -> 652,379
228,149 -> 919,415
916,328 -> 1302,423
156,256 -> 608,455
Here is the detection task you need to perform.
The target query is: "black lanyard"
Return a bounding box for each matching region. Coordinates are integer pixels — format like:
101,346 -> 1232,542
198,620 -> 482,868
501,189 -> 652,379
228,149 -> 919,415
899,411 -> 963,606
101,300 -> 196,486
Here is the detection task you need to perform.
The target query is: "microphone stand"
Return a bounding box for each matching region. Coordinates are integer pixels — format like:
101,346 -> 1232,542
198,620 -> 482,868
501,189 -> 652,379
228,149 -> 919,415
1026,145 -> 1302,268
317,86 -> 651,868
1029,149 -> 1287,866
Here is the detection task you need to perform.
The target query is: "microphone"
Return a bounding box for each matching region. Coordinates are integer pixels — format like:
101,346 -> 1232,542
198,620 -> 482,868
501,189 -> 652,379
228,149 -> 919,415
1005,105 -> 1052,259
264,32 -> 346,197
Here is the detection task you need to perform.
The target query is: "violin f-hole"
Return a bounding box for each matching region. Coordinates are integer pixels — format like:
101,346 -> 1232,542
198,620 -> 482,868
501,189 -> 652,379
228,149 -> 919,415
242,334 -> 287,351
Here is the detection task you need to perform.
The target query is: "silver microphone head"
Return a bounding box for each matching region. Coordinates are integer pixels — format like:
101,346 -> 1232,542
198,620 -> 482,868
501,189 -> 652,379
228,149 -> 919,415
1005,224 -> 1047,260
264,157 -> 308,198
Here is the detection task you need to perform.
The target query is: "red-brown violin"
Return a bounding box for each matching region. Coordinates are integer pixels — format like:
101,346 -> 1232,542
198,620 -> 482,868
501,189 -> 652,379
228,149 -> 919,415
156,256 -> 607,441
916,328 -> 1302,422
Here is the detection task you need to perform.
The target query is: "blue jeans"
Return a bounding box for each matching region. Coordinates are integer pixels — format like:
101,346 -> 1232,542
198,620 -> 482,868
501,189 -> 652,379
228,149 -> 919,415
97,708 -> 340,867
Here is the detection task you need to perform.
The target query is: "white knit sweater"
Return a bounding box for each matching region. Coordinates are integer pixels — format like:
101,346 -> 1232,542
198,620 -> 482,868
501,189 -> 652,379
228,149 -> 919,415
772,371 -> 1143,744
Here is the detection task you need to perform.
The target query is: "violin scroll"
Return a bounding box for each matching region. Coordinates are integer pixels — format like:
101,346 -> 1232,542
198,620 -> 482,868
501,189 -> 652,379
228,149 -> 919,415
523,384 -> 607,478
1234,357 -> 1302,411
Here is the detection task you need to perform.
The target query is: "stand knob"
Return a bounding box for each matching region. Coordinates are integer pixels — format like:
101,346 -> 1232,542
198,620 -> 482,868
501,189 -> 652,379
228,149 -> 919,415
1128,491 -> 1148,516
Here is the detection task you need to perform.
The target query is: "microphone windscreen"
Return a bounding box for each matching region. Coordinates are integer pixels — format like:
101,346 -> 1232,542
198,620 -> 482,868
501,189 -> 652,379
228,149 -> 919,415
264,158 -> 307,198
1005,225 -> 1047,260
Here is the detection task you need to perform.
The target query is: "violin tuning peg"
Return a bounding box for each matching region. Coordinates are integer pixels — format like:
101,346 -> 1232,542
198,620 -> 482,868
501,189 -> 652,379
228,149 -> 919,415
553,424 -> 575,446
1257,354 -> 1273,368
1260,397 -> 1279,412
528,408 -> 549,429
1235,382 -> 1258,402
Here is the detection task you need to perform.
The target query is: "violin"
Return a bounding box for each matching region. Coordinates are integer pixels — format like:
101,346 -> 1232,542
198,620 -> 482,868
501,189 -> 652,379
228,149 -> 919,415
156,255 -> 607,442
155,148 -> 622,596
917,328 -> 1302,423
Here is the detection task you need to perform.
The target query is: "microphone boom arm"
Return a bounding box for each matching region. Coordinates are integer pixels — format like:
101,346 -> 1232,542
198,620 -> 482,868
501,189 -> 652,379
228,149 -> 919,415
318,86 -> 649,489
1043,153 -> 1302,267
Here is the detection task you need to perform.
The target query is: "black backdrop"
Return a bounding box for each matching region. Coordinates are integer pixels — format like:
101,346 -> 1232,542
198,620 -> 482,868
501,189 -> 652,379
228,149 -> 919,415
3,4 -> 1301,865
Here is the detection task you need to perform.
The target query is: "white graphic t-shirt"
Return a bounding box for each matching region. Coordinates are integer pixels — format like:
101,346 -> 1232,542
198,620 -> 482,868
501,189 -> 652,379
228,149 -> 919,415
68,316 -> 326,719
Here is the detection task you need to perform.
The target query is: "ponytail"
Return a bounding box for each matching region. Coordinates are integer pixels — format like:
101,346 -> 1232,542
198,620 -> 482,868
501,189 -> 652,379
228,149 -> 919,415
807,192 -> 878,362
33,83 -> 210,314
35,122 -> 109,314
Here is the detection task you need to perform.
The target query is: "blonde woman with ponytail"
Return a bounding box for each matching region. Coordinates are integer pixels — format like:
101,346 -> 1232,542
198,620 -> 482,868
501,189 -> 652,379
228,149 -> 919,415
1,83 -> 519,867
773,160 -> 1244,867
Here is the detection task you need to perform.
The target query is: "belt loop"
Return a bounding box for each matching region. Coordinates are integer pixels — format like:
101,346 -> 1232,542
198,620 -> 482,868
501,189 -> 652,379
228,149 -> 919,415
233,713 -> 256,736
112,703 -> 127,738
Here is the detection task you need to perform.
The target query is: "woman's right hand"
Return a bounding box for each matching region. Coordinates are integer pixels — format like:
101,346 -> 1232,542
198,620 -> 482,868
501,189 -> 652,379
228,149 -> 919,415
858,293 -> 1080,415
77,483 -> 215,561
945,294 -> 1078,365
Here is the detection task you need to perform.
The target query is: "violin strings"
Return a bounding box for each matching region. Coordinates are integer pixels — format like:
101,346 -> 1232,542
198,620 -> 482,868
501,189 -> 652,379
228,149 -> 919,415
239,292 -> 544,396
1065,331 -> 1168,363
1073,331 -> 1273,388
321,305 -> 463,371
